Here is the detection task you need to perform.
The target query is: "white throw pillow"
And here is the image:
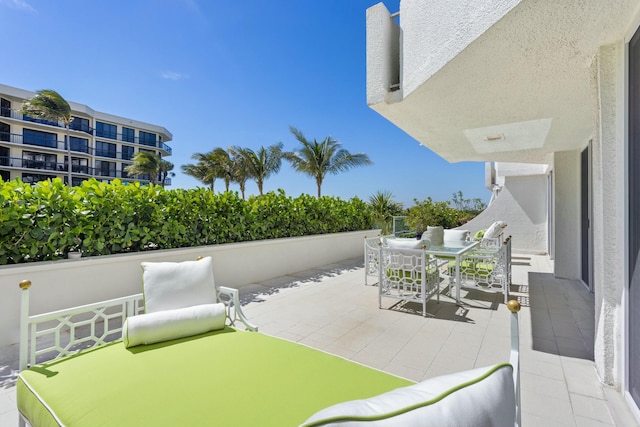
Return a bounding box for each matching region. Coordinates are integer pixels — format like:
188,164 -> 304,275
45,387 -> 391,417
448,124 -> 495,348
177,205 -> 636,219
123,303 -> 226,348
141,257 -> 216,313
484,221 -> 507,239
386,239 -> 426,250
443,229 -> 470,244
300,364 -> 515,427
421,226 -> 444,245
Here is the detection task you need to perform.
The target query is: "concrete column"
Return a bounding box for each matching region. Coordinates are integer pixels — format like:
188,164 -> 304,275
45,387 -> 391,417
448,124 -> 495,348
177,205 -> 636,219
592,44 -> 625,386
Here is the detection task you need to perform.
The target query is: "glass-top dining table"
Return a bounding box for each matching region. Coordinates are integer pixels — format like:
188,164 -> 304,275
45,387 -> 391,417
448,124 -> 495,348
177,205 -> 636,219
424,241 -> 479,305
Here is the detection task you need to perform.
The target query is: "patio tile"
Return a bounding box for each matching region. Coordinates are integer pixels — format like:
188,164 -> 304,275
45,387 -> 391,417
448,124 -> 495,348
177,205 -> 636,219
562,357 -> 605,399
423,353 -> 476,379
521,371 -> 571,402
520,356 -> 565,381
0,387 -> 16,414
556,337 -> 592,359
383,361 -> 424,382
522,410 -> 576,427
521,389 -> 576,426
570,394 -> 615,425
573,415 -> 616,426
0,408 -> 20,427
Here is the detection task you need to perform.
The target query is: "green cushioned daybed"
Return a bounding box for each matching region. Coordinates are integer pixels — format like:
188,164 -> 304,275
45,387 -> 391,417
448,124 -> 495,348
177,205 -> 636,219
17,327 -> 412,427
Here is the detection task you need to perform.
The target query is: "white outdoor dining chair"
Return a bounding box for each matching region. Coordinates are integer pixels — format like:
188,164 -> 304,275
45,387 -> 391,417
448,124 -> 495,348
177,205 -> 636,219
378,240 -> 440,317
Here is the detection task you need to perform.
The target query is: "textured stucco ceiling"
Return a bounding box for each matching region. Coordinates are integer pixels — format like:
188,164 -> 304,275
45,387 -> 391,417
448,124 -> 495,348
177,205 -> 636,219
369,0 -> 640,163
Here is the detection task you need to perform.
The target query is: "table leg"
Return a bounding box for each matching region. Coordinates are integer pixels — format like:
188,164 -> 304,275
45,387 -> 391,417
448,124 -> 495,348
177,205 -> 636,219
455,254 -> 461,304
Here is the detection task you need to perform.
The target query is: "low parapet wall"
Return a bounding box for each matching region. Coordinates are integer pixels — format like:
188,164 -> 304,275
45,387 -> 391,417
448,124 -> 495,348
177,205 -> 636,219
0,230 -> 376,347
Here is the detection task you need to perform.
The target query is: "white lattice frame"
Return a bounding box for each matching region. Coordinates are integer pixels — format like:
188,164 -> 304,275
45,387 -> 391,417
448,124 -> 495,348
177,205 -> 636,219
451,236 -> 512,303
19,283 -> 257,372
364,236 -> 380,285
378,246 -> 440,317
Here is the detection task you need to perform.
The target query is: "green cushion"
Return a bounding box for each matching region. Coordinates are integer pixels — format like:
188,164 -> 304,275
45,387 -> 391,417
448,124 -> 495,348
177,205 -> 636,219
386,267 -> 438,285
475,262 -> 495,272
473,230 -> 486,241
18,328 -> 412,427
447,260 -> 476,270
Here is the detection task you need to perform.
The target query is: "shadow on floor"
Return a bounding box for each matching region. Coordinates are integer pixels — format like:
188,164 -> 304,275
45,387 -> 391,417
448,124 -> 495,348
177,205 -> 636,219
238,258 -> 363,305
383,286 -> 501,322
527,271 -> 595,360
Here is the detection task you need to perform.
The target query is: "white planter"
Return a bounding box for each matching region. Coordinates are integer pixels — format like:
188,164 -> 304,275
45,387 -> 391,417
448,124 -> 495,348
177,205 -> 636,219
67,251 -> 82,260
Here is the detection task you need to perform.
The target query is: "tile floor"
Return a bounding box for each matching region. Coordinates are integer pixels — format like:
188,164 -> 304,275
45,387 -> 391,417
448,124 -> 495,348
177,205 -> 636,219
1,253 -> 639,426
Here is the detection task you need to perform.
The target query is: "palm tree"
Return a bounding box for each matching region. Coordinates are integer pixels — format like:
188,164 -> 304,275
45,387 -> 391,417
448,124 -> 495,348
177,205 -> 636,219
285,126 -> 373,197
125,151 -> 161,185
368,191 -> 404,234
230,150 -> 250,199
181,162 -> 215,190
230,142 -> 283,195
182,151 -> 222,191
20,90 -> 72,184
211,147 -> 234,191
159,160 -> 175,188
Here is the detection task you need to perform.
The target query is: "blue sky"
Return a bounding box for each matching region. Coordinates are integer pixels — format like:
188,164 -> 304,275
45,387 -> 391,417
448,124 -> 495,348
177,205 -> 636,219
0,0 -> 489,207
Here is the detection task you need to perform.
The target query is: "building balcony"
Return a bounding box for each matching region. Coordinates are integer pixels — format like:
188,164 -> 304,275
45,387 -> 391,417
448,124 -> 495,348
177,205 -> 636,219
0,156 -> 93,175
0,132 -> 163,161
366,0 -> 638,164
0,108 -> 94,136
1,108 -> 171,155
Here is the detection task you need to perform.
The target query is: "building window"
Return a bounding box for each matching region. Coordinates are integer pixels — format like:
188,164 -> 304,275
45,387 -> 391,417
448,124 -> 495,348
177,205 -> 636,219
0,146 -> 9,167
122,127 -> 135,143
64,156 -> 89,174
139,131 -> 156,147
22,114 -> 59,127
1,98 -> 10,118
0,122 -> 9,142
23,129 -> 58,148
22,151 -> 58,171
63,176 -> 84,187
96,121 -> 117,140
95,160 -> 116,177
0,170 -> 9,181
70,117 -> 91,134
96,140 -> 117,158
67,136 -> 89,153
122,145 -> 134,161
121,163 -> 130,178
22,172 -> 56,184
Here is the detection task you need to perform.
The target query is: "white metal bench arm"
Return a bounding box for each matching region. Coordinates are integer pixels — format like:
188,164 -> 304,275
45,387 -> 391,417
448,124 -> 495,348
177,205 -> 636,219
19,280 -> 257,372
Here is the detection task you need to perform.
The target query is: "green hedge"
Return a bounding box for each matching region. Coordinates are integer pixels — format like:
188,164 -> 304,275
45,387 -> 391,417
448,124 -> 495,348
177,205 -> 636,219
0,178 -> 373,264
405,197 -> 471,232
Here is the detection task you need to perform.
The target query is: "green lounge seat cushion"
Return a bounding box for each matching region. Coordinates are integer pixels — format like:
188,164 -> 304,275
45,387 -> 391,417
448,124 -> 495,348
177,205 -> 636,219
18,327 -> 412,427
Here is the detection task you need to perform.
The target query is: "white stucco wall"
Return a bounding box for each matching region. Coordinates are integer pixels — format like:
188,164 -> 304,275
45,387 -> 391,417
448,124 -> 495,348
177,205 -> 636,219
366,3 -> 401,105
553,150 -> 581,280
495,162 -> 550,177
461,173 -> 547,253
399,0 -> 521,98
0,230 -> 375,347
591,44 -> 626,387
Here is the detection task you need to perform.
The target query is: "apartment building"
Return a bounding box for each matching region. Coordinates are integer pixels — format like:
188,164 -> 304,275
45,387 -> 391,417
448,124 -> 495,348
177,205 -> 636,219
0,83 -> 172,186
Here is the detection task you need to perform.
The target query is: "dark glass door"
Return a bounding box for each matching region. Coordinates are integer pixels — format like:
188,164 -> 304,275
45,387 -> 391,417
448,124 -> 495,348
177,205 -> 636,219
581,145 -> 591,290
628,25 -> 640,409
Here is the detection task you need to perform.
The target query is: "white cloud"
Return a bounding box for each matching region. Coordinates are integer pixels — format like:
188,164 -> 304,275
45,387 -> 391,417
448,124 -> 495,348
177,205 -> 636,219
1,0 -> 35,12
161,71 -> 189,81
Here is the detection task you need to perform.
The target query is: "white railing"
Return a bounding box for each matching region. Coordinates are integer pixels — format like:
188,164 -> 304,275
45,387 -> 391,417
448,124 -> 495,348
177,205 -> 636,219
19,280 -> 257,371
